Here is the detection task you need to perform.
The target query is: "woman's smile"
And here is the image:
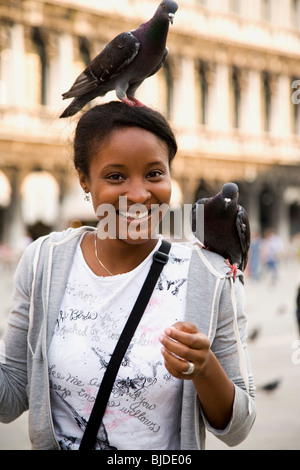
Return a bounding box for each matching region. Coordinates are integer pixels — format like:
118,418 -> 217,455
118,206 -> 150,222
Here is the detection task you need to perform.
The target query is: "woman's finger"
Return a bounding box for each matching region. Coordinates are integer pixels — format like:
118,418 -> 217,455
161,346 -> 193,379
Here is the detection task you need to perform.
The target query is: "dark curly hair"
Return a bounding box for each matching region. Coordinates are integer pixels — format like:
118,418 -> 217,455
74,101 -> 178,177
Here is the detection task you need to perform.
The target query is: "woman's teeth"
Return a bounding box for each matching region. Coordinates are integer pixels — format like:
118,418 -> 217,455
119,210 -> 149,219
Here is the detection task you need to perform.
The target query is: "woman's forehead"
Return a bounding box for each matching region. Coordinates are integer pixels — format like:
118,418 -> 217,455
92,126 -> 169,157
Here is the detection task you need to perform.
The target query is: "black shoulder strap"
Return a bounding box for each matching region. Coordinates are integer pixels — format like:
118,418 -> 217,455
79,240 -> 171,450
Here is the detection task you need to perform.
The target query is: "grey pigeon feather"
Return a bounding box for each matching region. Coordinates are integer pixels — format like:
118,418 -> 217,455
60,0 -> 178,118
192,182 -> 251,280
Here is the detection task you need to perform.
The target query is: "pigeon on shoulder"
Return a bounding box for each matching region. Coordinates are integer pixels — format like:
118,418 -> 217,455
60,1 -> 178,118
192,182 -> 251,280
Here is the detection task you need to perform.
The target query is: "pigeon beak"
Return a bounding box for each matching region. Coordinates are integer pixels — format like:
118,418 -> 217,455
224,198 -> 231,210
168,13 -> 175,24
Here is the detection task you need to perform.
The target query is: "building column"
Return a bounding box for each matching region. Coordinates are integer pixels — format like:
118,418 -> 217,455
172,57 -> 197,128
57,33 -> 74,111
242,69 -> 262,134
271,75 -> 291,137
46,31 -> 60,109
208,62 -> 230,132
9,23 -> 26,107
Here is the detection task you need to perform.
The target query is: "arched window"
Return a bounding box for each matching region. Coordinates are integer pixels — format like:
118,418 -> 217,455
259,186 -> 275,232
78,37 -> 91,67
20,171 -> 60,228
0,170 -> 11,208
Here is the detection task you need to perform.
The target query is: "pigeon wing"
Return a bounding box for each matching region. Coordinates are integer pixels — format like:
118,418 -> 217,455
147,47 -> 169,78
62,32 -> 140,99
236,205 -> 251,270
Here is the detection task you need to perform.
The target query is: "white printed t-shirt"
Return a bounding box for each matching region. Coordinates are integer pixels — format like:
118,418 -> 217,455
48,235 -> 192,450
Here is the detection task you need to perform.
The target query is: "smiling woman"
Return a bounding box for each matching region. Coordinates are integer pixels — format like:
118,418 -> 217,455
0,101 -> 255,451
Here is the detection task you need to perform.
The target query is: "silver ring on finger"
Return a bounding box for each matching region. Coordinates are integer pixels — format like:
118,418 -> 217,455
182,361 -> 194,375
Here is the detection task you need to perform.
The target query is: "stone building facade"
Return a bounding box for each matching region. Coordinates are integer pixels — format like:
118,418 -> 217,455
1,0 -> 300,249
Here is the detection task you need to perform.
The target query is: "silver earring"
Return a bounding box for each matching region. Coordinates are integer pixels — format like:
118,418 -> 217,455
84,192 -> 90,202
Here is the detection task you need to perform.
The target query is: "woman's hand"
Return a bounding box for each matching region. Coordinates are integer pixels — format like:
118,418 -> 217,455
159,321 -> 211,380
159,321 -> 235,429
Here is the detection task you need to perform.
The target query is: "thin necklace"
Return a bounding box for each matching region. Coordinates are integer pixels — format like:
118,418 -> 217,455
94,232 -> 114,276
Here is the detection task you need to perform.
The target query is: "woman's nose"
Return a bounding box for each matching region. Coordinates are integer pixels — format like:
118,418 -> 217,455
124,179 -> 151,204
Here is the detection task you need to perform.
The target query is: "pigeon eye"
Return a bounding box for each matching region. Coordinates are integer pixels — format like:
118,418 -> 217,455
163,4 -> 166,9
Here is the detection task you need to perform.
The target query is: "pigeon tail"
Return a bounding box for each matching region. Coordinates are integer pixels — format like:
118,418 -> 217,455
59,89 -> 102,118
60,98 -> 85,118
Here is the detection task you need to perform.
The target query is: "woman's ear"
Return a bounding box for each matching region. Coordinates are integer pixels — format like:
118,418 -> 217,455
78,169 -> 90,195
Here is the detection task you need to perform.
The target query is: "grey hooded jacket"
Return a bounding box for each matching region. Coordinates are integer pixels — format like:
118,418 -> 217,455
0,227 -> 256,450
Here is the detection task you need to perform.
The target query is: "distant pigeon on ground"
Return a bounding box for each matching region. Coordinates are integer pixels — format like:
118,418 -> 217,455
248,327 -> 260,342
192,182 -> 251,280
258,379 -> 281,392
60,0 -> 178,118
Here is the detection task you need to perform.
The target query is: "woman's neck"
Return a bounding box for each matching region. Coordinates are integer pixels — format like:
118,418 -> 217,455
82,232 -> 160,277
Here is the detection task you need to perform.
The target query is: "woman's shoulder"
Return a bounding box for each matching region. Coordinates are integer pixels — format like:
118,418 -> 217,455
20,226 -> 95,263
169,240 -> 228,273
176,240 -> 244,282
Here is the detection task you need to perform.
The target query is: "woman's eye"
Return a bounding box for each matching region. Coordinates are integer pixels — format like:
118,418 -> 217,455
107,174 -> 124,181
148,170 -> 163,179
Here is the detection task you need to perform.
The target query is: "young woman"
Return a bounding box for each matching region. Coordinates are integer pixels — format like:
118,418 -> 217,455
0,102 -> 255,450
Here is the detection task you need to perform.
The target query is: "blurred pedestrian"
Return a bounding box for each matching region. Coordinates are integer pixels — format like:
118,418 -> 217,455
261,228 -> 282,284
249,231 -> 262,280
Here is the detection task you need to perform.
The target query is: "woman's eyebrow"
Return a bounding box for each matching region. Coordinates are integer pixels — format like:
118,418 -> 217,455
101,164 -> 126,171
146,161 -> 167,166
102,161 -> 166,171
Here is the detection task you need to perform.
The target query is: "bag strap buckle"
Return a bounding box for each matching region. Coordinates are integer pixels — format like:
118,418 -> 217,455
153,250 -> 169,265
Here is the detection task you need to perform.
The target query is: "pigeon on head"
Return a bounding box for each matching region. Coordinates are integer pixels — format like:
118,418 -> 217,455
192,182 -> 251,281
60,1 -> 178,118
